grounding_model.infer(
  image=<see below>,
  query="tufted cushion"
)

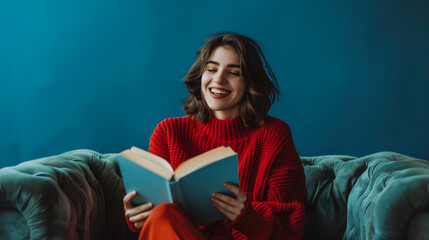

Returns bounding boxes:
[0,150,138,240]
[302,152,429,240]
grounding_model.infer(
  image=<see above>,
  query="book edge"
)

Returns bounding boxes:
[120,150,174,180]
[174,146,236,179]
[131,146,174,173]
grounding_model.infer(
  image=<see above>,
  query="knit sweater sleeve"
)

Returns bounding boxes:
[229,126,306,239]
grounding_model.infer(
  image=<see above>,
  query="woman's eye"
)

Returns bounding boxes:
[230,72,240,76]
[207,69,217,73]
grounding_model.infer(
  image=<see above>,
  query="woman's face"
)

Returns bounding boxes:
[201,46,246,120]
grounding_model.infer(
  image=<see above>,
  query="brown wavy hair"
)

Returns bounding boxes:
[183,32,279,128]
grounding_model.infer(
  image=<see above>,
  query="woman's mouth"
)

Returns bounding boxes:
[209,87,231,98]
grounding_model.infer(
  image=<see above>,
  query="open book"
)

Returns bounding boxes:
[118,146,239,225]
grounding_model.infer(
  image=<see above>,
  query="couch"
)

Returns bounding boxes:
[0,150,428,239]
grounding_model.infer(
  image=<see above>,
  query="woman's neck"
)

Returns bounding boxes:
[212,110,239,121]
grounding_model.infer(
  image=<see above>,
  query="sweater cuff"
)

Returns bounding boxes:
[227,200,274,239]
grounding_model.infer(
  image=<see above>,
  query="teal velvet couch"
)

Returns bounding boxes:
[0,150,428,239]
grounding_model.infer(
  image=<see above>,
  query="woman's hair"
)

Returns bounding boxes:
[183,32,280,128]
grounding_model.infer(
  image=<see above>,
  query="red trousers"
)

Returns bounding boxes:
[138,203,230,240]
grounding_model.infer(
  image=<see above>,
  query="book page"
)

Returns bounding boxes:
[120,149,173,180]
[174,146,236,179]
[131,146,174,173]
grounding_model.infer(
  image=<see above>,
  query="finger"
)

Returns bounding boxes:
[136,202,153,212]
[211,196,242,216]
[134,221,145,229]
[125,202,153,218]
[212,192,243,208]
[222,182,240,192]
[129,209,152,223]
[123,191,137,209]
[212,200,237,221]
[223,183,247,202]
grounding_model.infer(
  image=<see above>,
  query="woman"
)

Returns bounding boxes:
[123,33,306,239]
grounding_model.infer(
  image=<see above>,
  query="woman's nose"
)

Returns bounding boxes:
[213,71,226,84]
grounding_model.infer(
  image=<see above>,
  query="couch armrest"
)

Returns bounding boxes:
[302,152,429,240]
[346,153,429,240]
[0,150,138,240]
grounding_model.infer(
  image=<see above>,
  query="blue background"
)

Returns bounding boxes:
[1,0,428,168]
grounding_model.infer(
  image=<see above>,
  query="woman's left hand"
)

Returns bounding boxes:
[211,182,248,222]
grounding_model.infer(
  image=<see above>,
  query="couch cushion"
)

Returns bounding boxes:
[301,152,429,240]
[0,149,138,240]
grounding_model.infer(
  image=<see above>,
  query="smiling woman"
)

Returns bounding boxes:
[122,32,305,240]
[183,33,279,128]
[201,46,246,120]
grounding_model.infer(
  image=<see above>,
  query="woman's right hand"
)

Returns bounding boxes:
[123,191,154,229]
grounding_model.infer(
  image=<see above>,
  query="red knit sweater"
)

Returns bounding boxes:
[128,115,306,239]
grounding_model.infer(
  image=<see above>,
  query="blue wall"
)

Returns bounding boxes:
[1,0,428,168]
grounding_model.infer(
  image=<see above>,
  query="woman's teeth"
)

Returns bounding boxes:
[210,88,230,95]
